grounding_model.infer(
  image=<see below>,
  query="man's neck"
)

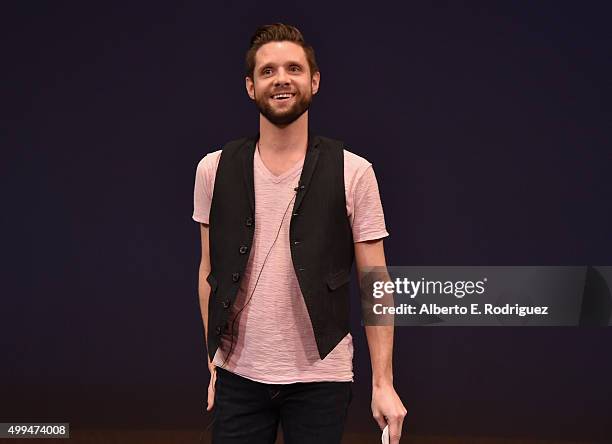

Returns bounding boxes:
[258,111,309,158]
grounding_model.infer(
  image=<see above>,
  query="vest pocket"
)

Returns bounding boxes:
[206,273,218,293]
[326,269,351,290]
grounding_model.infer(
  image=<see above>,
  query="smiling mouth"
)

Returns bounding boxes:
[271,93,296,101]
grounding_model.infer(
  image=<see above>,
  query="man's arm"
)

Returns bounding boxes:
[355,238,407,444]
[198,222,218,411]
[198,223,214,370]
[355,239,394,386]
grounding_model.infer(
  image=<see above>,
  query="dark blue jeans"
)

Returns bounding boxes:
[211,367,353,443]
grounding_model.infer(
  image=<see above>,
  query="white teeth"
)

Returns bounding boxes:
[273,93,293,99]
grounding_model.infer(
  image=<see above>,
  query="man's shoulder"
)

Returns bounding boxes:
[197,134,255,172]
[205,136,256,163]
[197,149,223,174]
[343,147,372,175]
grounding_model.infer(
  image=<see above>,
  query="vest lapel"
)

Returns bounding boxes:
[293,134,321,213]
[241,135,257,214]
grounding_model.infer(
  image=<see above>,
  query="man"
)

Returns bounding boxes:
[192,23,406,444]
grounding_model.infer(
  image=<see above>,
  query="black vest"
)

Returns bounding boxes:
[206,133,354,362]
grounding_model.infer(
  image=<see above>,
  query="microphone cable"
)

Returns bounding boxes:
[217,182,300,369]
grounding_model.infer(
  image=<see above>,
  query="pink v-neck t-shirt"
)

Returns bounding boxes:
[192,145,389,383]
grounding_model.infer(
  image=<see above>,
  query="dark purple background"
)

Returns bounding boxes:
[2,1,611,442]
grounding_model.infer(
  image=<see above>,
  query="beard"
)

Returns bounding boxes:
[254,89,312,126]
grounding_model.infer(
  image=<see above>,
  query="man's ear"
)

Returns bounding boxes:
[245,76,255,100]
[311,71,321,95]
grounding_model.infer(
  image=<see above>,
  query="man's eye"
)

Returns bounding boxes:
[262,68,272,75]
[290,66,301,72]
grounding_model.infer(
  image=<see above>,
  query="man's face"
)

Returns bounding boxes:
[246,41,320,127]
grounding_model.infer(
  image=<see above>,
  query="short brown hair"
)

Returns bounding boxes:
[245,23,319,79]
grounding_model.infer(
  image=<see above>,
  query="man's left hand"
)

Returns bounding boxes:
[371,382,407,443]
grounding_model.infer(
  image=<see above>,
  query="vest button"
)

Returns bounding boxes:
[245,217,254,227]
[215,326,222,335]
[222,300,231,309]
[292,212,299,217]
[293,240,301,246]
[232,272,240,282]
[239,245,248,254]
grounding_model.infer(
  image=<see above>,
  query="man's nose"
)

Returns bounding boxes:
[274,68,290,86]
